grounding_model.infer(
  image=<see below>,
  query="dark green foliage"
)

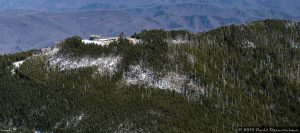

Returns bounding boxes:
[59,36,114,58]
[0,20,300,132]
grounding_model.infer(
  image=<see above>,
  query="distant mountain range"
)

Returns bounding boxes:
[0,0,300,53]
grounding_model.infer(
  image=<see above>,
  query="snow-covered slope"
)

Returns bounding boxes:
[124,65,204,94]
[9,46,204,95]
[49,55,121,74]
[42,45,121,74]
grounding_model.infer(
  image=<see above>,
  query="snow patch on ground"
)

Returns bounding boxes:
[34,130,52,133]
[114,119,144,133]
[242,40,255,48]
[169,39,191,44]
[54,113,85,129]
[42,47,59,56]
[11,60,26,75]
[124,65,155,86]
[68,113,85,128]
[124,65,203,94]
[13,60,25,68]
[82,39,110,46]
[49,55,121,74]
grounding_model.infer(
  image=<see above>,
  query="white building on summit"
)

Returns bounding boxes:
[82,35,140,46]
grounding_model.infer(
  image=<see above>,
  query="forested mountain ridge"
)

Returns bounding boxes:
[0,19,300,132]
[1,0,300,53]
